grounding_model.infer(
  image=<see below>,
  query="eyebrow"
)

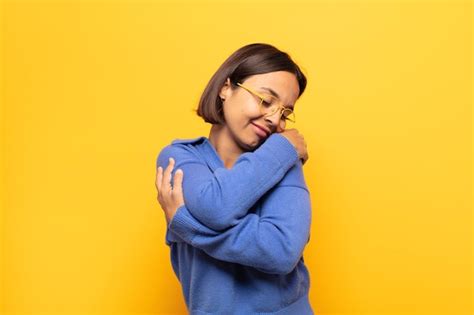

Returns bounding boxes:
[259,87,294,109]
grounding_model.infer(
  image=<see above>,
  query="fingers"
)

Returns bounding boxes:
[156,166,163,192]
[155,157,173,196]
[173,168,184,194]
[159,157,184,192]
[162,157,175,192]
[156,157,184,215]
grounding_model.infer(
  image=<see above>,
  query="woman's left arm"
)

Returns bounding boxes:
[164,162,312,275]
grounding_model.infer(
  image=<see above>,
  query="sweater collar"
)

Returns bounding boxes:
[200,137,226,171]
[172,136,234,171]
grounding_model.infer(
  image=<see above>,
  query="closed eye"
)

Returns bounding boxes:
[261,95,276,106]
[262,99,272,106]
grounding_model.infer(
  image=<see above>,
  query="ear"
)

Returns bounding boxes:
[219,77,232,100]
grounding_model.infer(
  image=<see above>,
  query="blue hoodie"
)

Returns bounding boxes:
[156,132,313,314]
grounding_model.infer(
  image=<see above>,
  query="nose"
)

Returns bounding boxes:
[264,111,286,132]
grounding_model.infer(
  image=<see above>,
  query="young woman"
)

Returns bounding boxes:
[155,43,313,314]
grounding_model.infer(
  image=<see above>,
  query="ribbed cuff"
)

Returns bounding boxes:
[168,204,201,244]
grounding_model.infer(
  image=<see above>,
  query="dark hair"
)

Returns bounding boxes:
[195,43,307,125]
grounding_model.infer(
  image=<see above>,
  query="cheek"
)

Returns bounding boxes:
[242,102,261,117]
[224,98,260,125]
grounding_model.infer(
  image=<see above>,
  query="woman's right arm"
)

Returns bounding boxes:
[156,133,299,231]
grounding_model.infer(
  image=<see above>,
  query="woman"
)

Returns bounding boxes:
[155,43,313,314]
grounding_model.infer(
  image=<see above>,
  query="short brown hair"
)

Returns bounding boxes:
[195,43,307,125]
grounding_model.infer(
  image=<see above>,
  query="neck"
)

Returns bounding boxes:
[208,124,244,169]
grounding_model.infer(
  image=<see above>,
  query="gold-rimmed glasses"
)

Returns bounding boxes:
[236,82,296,123]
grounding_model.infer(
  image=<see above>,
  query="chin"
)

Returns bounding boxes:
[237,127,265,152]
[248,136,266,151]
[237,136,259,152]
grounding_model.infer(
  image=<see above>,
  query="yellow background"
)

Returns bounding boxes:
[1,0,472,314]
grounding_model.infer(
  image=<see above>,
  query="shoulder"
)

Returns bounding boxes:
[156,136,207,168]
[171,136,207,146]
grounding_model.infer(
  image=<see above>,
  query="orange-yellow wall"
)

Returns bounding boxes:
[1,0,472,314]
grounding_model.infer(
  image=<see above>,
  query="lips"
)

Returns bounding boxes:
[251,122,271,138]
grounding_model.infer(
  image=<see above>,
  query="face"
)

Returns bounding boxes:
[219,71,300,151]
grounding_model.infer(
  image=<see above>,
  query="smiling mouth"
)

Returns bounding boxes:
[251,123,269,138]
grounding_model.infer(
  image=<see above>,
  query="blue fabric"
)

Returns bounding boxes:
[156,133,314,314]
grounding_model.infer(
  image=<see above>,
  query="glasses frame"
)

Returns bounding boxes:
[236,82,296,123]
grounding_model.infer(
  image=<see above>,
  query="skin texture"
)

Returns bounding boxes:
[156,157,184,225]
[210,71,300,169]
[155,71,308,224]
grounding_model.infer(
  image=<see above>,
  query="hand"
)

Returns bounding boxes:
[278,128,309,165]
[155,157,185,225]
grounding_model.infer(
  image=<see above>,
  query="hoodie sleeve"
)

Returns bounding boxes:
[156,133,299,231]
[167,161,312,275]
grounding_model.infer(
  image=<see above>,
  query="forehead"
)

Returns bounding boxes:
[242,71,300,104]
